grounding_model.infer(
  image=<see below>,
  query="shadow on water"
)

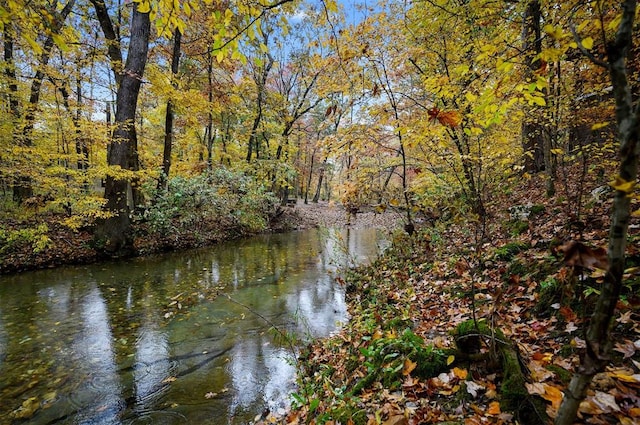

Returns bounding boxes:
[0,227,388,424]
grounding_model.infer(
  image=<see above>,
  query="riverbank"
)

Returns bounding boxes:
[287,200,403,230]
[0,200,401,274]
[259,176,640,425]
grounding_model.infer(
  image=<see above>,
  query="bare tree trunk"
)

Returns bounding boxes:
[158,29,182,191]
[4,24,19,119]
[305,148,315,204]
[312,158,326,203]
[556,2,638,423]
[206,51,214,170]
[521,0,545,174]
[75,64,89,173]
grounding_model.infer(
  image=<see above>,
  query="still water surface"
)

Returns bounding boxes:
[0,227,387,424]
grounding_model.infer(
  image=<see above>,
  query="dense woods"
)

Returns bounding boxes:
[1,0,639,424]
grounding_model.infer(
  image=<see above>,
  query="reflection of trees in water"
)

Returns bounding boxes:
[228,335,295,418]
[0,228,384,424]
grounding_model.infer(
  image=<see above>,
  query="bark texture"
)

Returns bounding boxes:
[93,4,151,256]
[555,1,638,423]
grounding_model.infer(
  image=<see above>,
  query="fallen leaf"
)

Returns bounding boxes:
[540,384,564,409]
[382,415,407,425]
[565,322,578,333]
[614,340,636,359]
[402,358,417,376]
[452,367,467,379]
[527,382,563,409]
[487,400,501,415]
[608,370,640,384]
[466,381,484,398]
[589,391,620,413]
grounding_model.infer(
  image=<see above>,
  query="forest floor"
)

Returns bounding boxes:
[287,200,403,230]
[258,172,640,425]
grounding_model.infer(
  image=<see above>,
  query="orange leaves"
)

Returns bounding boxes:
[402,358,417,376]
[526,382,563,411]
[452,367,468,380]
[428,107,462,128]
[486,401,501,415]
[325,104,337,118]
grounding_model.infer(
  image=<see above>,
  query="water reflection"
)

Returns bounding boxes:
[73,285,124,424]
[0,227,387,424]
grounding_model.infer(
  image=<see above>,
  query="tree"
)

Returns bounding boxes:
[245,26,275,163]
[91,0,151,255]
[158,28,182,191]
[556,1,638,422]
[521,0,546,176]
[13,0,76,203]
[270,13,327,203]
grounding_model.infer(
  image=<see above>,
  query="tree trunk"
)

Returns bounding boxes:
[246,37,274,163]
[3,23,20,198]
[75,63,89,174]
[206,51,214,170]
[4,24,19,119]
[94,5,151,256]
[312,158,326,203]
[556,1,638,423]
[158,29,182,191]
[521,0,545,174]
[305,148,315,204]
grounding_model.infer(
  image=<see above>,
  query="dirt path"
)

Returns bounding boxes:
[288,201,403,230]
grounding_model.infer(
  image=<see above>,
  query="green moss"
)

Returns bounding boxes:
[535,277,564,317]
[494,241,530,261]
[348,329,449,396]
[529,204,545,216]
[505,260,529,278]
[333,405,367,425]
[558,343,577,358]
[452,320,548,425]
[500,349,528,410]
[507,219,529,236]
[546,364,572,384]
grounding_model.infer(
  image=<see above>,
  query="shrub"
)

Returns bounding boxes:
[0,223,52,254]
[137,169,278,240]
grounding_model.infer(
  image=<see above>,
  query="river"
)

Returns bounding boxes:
[0,227,388,424]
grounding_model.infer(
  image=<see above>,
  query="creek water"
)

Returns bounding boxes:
[0,227,388,425]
